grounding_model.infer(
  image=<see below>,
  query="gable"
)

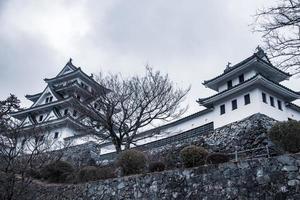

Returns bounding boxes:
[32,86,59,107]
[21,116,33,127]
[44,110,58,121]
[57,59,78,77]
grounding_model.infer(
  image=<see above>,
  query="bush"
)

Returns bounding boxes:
[180,145,208,168]
[117,149,147,175]
[163,149,181,169]
[268,120,300,153]
[26,168,42,179]
[40,160,74,183]
[149,161,165,172]
[206,153,230,165]
[77,166,115,183]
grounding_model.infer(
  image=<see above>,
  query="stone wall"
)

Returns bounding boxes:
[55,113,278,166]
[29,154,300,199]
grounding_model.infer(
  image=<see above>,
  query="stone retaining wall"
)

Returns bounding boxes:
[30,154,300,199]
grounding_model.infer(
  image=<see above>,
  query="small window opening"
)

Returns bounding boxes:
[227,80,233,89]
[262,93,267,103]
[277,100,282,110]
[220,104,226,115]
[244,94,251,105]
[270,96,275,107]
[232,99,237,110]
[239,74,244,83]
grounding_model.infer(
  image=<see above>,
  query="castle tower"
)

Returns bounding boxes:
[197,48,300,128]
[10,59,109,149]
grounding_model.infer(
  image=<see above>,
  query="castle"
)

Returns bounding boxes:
[10,48,300,154]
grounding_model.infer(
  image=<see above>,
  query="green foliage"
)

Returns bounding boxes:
[77,166,115,183]
[180,145,208,168]
[40,160,74,183]
[117,149,147,175]
[148,161,165,172]
[206,153,230,165]
[268,120,300,153]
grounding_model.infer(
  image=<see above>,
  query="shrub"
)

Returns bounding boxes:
[268,120,300,153]
[180,145,208,168]
[40,160,74,183]
[117,149,147,175]
[77,166,115,183]
[149,161,165,172]
[163,149,181,169]
[206,153,230,165]
[26,168,42,179]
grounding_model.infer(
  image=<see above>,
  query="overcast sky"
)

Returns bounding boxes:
[1,0,300,116]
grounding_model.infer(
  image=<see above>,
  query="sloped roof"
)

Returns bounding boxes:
[203,51,291,86]
[198,74,300,107]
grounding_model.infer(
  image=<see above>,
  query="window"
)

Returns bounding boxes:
[77,95,81,100]
[277,100,282,110]
[270,96,274,107]
[220,104,226,115]
[244,94,251,105]
[21,139,26,146]
[232,99,237,110]
[39,135,44,142]
[239,74,244,83]
[54,132,59,139]
[227,80,233,89]
[49,96,53,102]
[73,110,77,117]
[39,115,43,122]
[262,93,267,103]
[45,97,49,103]
[64,109,68,115]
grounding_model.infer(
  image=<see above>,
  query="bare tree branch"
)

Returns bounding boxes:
[78,66,190,153]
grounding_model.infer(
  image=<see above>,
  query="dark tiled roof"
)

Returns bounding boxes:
[198,74,300,105]
[203,53,291,85]
[286,102,300,112]
[25,92,43,100]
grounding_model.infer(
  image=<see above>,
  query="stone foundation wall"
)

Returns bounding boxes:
[55,113,277,166]
[29,154,300,200]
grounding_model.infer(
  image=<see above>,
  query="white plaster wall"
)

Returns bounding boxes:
[257,88,289,121]
[70,134,101,146]
[286,107,300,120]
[33,87,58,107]
[213,88,261,128]
[218,70,256,92]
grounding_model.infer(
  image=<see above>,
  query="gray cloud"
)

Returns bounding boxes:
[1,0,298,114]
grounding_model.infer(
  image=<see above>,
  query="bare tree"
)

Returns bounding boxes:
[0,95,63,200]
[253,0,300,74]
[81,66,190,153]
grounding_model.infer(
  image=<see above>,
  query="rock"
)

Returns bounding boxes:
[281,166,298,172]
[117,182,125,190]
[288,180,300,186]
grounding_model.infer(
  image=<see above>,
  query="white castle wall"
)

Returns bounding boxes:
[218,70,256,92]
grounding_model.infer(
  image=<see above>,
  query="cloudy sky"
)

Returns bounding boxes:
[1,0,300,115]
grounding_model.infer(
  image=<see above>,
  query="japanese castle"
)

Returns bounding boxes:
[10,48,300,153]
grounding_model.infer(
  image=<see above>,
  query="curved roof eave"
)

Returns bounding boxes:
[203,54,291,88]
[198,74,299,106]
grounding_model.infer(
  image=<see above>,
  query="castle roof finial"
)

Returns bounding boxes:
[224,62,232,72]
[256,45,263,53]
[68,58,73,64]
